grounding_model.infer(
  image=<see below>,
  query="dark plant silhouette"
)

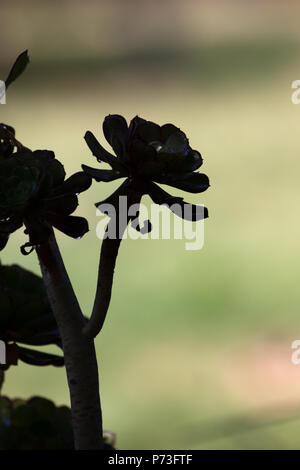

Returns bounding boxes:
[0,396,74,450]
[82,115,210,337]
[0,394,115,450]
[0,140,91,255]
[0,51,210,450]
[83,115,209,220]
[0,264,64,368]
[0,51,104,450]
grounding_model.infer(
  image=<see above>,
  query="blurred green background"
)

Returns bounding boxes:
[1,0,300,449]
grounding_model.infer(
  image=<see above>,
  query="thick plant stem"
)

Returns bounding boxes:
[36,233,104,450]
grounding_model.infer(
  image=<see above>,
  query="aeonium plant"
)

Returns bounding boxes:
[0,133,91,254]
[82,114,209,337]
[0,51,210,450]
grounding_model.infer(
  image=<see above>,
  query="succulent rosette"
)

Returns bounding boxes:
[0,127,92,254]
[82,114,210,226]
[0,396,114,450]
[81,115,210,338]
[0,396,73,449]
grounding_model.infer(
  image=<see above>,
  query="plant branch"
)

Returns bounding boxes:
[83,207,129,339]
[83,190,141,339]
[36,232,104,450]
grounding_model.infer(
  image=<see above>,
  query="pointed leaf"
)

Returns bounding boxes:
[45,214,89,239]
[81,164,123,182]
[155,172,210,193]
[84,131,125,171]
[128,116,146,139]
[95,179,131,210]
[42,194,78,216]
[5,50,30,89]
[148,181,208,221]
[147,181,183,205]
[18,347,64,367]
[50,171,92,197]
[103,114,128,157]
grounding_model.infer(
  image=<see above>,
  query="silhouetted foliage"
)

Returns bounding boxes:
[0,263,63,368]
[0,396,73,449]
[83,114,209,227]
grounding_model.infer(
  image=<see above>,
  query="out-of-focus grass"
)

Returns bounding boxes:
[1,32,300,448]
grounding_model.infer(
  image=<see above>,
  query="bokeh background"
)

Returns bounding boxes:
[1,0,300,449]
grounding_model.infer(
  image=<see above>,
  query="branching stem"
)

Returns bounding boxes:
[36,232,104,450]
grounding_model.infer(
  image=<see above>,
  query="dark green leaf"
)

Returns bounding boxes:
[84,131,125,171]
[52,171,92,195]
[47,159,66,187]
[95,179,131,210]
[42,194,78,215]
[18,347,64,367]
[147,181,182,205]
[5,50,30,89]
[81,164,123,182]
[103,114,128,147]
[137,121,161,143]
[45,213,89,239]
[0,264,61,348]
[148,181,208,221]
[155,172,210,193]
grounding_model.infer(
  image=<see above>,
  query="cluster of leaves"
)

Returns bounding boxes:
[0,263,63,368]
[0,51,92,254]
[0,396,115,450]
[0,130,92,254]
[83,114,209,227]
[0,396,74,450]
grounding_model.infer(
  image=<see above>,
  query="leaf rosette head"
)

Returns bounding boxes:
[83,115,210,226]
[0,396,74,449]
[0,131,92,254]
